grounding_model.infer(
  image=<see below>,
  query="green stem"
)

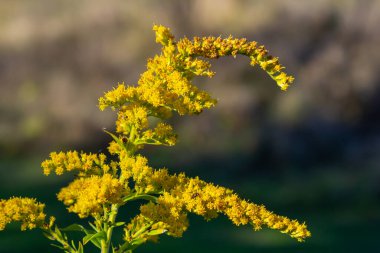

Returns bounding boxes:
[129,125,136,142]
[101,241,108,253]
[101,204,119,253]
[107,205,119,250]
[131,221,153,238]
[122,192,158,203]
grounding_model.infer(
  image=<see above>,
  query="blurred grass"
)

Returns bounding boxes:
[1,156,379,253]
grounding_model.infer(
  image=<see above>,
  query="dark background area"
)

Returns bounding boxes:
[1,1,379,252]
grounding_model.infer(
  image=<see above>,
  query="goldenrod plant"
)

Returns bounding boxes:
[0,25,310,253]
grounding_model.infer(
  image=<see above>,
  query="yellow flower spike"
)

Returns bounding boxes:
[100,24,293,126]
[41,151,111,176]
[134,166,311,242]
[0,197,49,231]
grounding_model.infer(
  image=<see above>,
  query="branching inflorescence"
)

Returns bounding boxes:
[0,25,310,253]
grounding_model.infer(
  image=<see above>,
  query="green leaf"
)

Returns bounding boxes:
[88,222,99,232]
[78,242,84,253]
[134,139,161,145]
[113,221,126,227]
[50,243,65,250]
[61,224,87,232]
[131,237,147,246]
[89,237,102,249]
[71,240,77,250]
[123,193,158,203]
[61,223,96,244]
[83,231,107,245]
[145,138,159,144]
[104,129,126,149]
[147,228,167,236]
[137,194,158,202]
[54,226,62,237]
[43,232,55,241]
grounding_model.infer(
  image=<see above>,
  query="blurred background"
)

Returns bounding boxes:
[1,0,379,252]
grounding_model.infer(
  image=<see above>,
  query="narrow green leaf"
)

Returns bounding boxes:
[83,231,107,245]
[54,226,62,237]
[50,243,64,250]
[113,221,126,227]
[123,194,157,203]
[147,228,167,236]
[71,240,77,250]
[134,139,162,145]
[43,232,55,240]
[89,236,102,249]
[146,138,159,144]
[131,237,147,246]
[137,194,158,202]
[61,224,86,232]
[131,221,137,235]
[104,129,126,149]
[78,242,84,253]
[88,222,99,232]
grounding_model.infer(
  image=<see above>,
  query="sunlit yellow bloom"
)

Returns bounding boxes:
[0,197,51,231]
[141,122,177,146]
[57,174,125,218]
[116,105,149,134]
[41,151,110,176]
[139,199,189,237]
[98,25,294,154]
[162,175,309,241]
[99,25,293,117]
[117,153,310,241]
[99,83,137,111]
[153,24,175,46]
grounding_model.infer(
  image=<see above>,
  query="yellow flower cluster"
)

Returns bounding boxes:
[97,24,294,152]
[119,155,182,193]
[116,105,149,135]
[116,154,310,241]
[139,199,189,237]
[0,197,51,231]
[135,55,217,115]
[41,151,117,176]
[178,178,310,241]
[115,105,177,147]
[119,155,154,193]
[139,123,177,146]
[57,174,124,218]
[176,31,294,90]
[139,172,310,242]
[108,140,123,155]
[154,24,175,46]
[98,83,137,111]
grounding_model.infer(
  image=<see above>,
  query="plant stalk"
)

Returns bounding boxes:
[101,204,119,253]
